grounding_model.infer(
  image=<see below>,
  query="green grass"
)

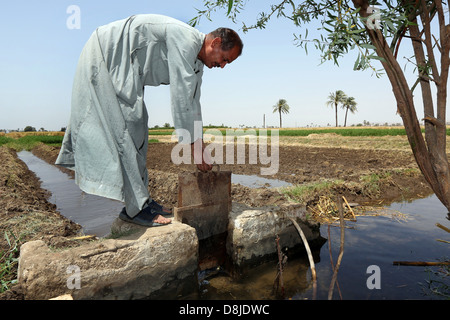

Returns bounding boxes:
[281,179,345,204]
[272,127,447,137]
[276,128,410,136]
[150,127,450,137]
[0,134,160,151]
[0,231,19,293]
[147,129,175,135]
[2,126,448,150]
[0,136,14,145]
[281,172,398,204]
[0,135,64,150]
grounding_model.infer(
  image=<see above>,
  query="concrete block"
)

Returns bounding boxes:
[18,219,198,300]
[227,203,321,268]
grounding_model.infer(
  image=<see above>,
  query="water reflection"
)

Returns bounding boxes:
[231,174,291,188]
[300,195,449,300]
[200,195,449,300]
[17,151,122,237]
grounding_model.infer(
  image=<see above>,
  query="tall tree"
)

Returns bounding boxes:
[326,90,347,127]
[190,1,450,214]
[273,99,290,128]
[342,96,358,127]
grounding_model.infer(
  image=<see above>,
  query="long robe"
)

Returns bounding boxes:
[56,14,205,217]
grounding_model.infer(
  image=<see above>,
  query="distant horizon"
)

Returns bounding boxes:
[3,122,437,134]
[0,115,407,132]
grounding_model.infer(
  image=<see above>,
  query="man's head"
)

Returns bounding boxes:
[198,28,243,69]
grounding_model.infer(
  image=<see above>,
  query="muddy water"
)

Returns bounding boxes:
[231,174,291,188]
[304,195,449,300]
[18,151,449,299]
[200,194,449,300]
[17,151,123,237]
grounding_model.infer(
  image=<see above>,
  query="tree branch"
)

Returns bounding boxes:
[420,0,441,84]
[352,0,446,206]
[423,115,445,128]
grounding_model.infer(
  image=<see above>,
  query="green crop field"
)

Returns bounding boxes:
[2,126,449,151]
[149,126,449,137]
[0,133,64,150]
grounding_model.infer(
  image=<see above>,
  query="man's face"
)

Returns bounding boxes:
[202,37,240,69]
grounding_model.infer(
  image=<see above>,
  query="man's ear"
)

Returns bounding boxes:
[211,37,222,48]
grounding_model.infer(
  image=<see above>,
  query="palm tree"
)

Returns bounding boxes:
[326,90,346,127]
[272,99,290,128]
[342,96,358,127]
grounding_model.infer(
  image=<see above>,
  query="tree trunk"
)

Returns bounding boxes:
[279,110,282,128]
[335,103,338,127]
[352,0,450,212]
[344,108,349,127]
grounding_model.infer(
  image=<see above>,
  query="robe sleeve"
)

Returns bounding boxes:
[165,24,204,144]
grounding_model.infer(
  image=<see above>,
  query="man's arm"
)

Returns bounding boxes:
[166,24,205,144]
[191,138,213,172]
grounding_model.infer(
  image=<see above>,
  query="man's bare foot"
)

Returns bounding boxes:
[119,207,172,227]
[153,215,171,225]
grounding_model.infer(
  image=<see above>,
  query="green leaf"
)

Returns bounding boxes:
[227,0,234,16]
[368,55,386,62]
[354,53,361,70]
[359,43,376,50]
[4,231,10,247]
[348,28,366,34]
[385,19,395,31]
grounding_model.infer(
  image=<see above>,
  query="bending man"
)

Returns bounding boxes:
[56,14,243,227]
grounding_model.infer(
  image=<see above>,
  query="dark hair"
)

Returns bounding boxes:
[210,28,243,56]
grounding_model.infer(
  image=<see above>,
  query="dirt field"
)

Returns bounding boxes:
[0,134,435,299]
[30,135,433,208]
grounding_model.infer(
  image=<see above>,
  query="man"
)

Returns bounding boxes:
[56,14,243,227]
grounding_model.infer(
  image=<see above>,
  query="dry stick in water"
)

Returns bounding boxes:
[435,223,450,233]
[342,196,357,221]
[273,235,285,298]
[327,225,342,299]
[435,223,450,244]
[328,197,345,300]
[288,216,317,298]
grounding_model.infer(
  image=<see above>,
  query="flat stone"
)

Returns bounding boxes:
[227,202,321,268]
[18,219,198,300]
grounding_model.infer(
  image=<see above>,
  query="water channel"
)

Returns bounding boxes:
[17,151,449,300]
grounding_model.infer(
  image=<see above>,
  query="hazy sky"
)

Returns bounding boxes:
[0,0,437,131]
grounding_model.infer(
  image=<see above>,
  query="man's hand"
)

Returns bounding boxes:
[191,139,213,172]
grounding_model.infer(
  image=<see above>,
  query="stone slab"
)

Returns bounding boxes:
[227,202,321,268]
[18,219,198,300]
